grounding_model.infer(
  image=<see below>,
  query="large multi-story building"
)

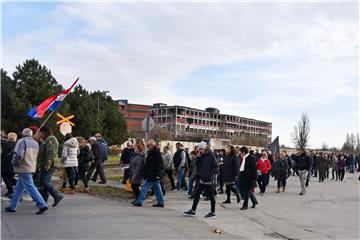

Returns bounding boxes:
[118,100,151,136]
[149,104,272,143]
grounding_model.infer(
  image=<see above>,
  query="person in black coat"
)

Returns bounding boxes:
[87,137,106,184]
[1,133,17,196]
[76,137,94,192]
[222,145,240,204]
[132,139,165,207]
[184,141,218,219]
[238,146,258,210]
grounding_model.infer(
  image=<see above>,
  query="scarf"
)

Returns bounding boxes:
[239,153,249,172]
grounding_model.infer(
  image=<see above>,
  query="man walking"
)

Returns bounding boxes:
[37,126,63,207]
[294,149,311,195]
[90,133,109,182]
[173,142,188,191]
[162,146,175,191]
[184,141,218,218]
[87,137,107,184]
[132,139,165,207]
[5,128,48,214]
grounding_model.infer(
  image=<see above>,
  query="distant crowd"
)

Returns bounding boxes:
[1,128,360,217]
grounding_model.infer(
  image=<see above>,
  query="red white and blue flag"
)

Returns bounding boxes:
[28,78,79,119]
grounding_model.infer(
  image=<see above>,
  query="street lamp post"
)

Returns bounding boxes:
[97,90,110,130]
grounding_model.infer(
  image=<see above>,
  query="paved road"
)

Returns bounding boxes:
[1,173,359,239]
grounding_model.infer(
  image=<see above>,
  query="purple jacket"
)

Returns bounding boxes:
[337,159,346,170]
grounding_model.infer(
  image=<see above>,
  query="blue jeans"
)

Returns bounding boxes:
[39,167,59,202]
[9,173,47,210]
[176,168,188,191]
[65,167,76,189]
[136,180,164,205]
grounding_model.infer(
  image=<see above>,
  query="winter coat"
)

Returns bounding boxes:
[61,137,79,168]
[256,158,272,174]
[12,137,39,174]
[222,154,238,183]
[120,147,134,165]
[273,158,288,180]
[1,140,16,173]
[91,141,102,162]
[317,156,327,178]
[195,152,218,183]
[130,152,145,184]
[97,138,109,161]
[331,157,338,170]
[238,154,257,191]
[37,135,59,169]
[78,144,94,172]
[338,159,346,170]
[162,151,173,170]
[144,147,164,181]
[294,153,311,171]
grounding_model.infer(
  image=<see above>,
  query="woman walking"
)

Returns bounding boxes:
[1,132,17,197]
[130,139,145,202]
[318,152,327,182]
[273,151,288,193]
[61,133,79,194]
[331,155,339,180]
[75,137,94,192]
[338,155,346,181]
[256,151,271,195]
[222,145,240,204]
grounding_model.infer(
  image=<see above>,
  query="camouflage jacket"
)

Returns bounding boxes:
[37,135,59,169]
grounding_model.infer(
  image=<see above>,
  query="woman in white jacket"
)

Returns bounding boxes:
[61,133,79,194]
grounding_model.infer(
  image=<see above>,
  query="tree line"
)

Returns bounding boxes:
[1,59,127,145]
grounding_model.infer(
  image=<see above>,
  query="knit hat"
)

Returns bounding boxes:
[197,141,207,149]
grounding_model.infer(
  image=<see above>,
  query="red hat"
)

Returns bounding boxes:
[29,126,39,133]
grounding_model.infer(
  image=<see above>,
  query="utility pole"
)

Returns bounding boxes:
[97,90,110,131]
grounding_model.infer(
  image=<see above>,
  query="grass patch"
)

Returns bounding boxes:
[87,185,133,201]
[107,175,122,181]
[105,155,120,165]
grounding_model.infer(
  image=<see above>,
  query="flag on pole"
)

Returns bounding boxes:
[268,136,280,156]
[27,78,79,119]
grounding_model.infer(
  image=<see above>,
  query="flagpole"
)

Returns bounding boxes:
[38,110,56,131]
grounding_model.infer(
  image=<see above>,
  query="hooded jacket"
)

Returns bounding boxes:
[61,137,79,167]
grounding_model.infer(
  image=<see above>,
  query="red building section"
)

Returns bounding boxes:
[118,100,151,135]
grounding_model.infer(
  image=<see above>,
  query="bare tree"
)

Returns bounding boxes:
[292,112,311,150]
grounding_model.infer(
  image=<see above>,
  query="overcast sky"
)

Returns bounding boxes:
[2,1,359,148]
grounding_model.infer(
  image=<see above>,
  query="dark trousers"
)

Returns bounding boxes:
[131,183,141,200]
[257,175,267,193]
[2,173,15,194]
[191,178,200,198]
[165,170,175,189]
[87,160,106,183]
[241,190,257,208]
[225,183,239,202]
[39,167,60,202]
[75,170,89,188]
[192,183,215,213]
[122,168,130,184]
[217,168,224,191]
[338,169,345,181]
[277,178,286,189]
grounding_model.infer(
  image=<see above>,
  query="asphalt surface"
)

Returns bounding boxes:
[1,173,359,240]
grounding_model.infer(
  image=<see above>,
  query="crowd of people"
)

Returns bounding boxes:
[1,127,109,214]
[2,128,360,217]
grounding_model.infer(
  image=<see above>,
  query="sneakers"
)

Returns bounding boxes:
[52,195,64,207]
[204,212,216,219]
[36,206,48,215]
[5,207,16,213]
[152,203,164,208]
[184,209,196,216]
